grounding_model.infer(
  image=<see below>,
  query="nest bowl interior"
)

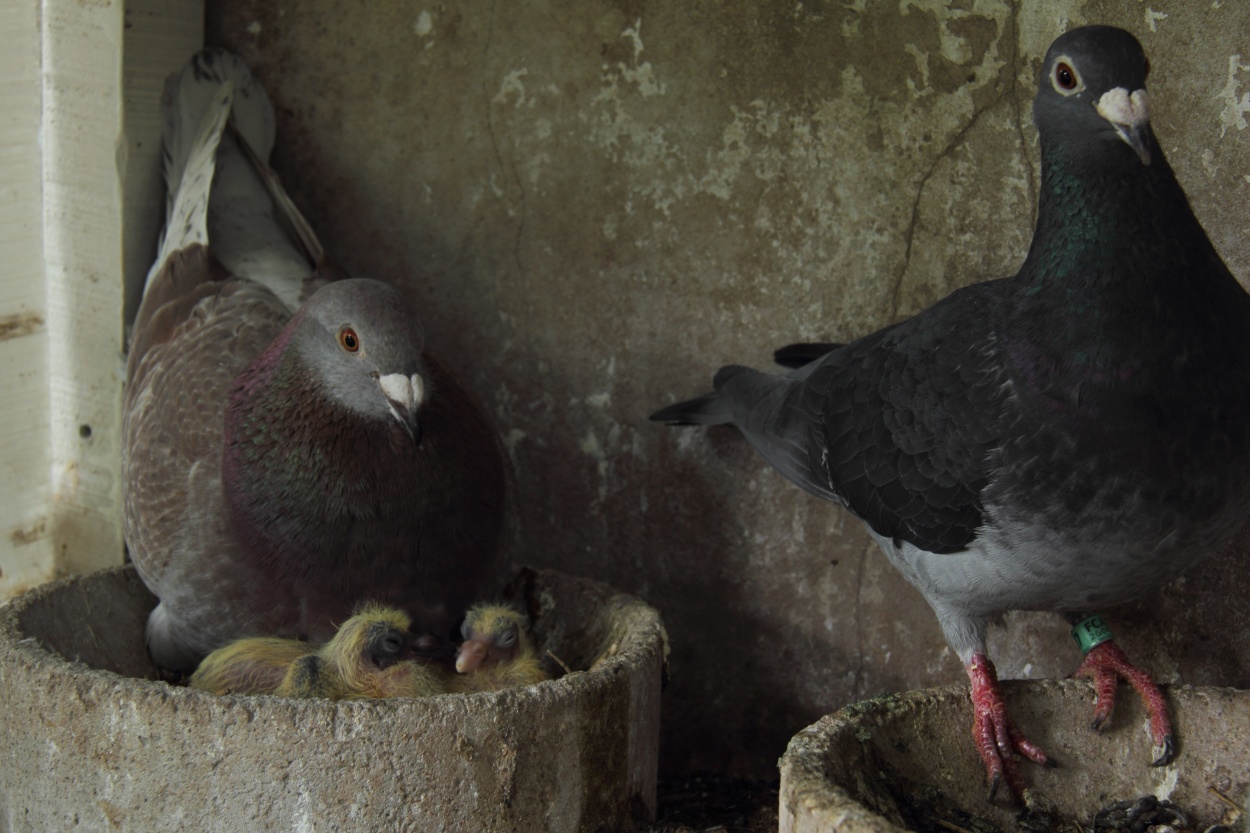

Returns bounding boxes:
[780,680,1250,833]
[0,564,667,833]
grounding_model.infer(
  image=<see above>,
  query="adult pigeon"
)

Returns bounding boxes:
[124,50,508,672]
[651,26,1250,800]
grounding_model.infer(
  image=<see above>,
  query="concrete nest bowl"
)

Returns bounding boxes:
[780,680,1250,833]
[0,565,667,833]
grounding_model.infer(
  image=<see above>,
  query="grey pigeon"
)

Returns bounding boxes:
[652,25,1250,800]
[125,50,507,672]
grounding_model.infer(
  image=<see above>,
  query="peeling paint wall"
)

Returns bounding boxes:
[207,1,1250,777]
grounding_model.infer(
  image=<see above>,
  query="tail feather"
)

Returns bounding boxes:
[147,77,233,295]
[162,49,274,199]
[651,364,833,501]
[649,391,733,426]
[650,365,775,426]
[154,49,321,312]
[773,342,842,369]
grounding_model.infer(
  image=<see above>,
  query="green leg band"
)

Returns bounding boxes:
[1071,614,1114,655]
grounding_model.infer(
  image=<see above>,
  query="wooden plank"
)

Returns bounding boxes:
[40,0,130,582]
[0,1,53,597]
[0,0,201,599]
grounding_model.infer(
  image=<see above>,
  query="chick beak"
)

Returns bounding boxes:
[411,633,457,663]
[1095,87,1152,166]
[377,372,425,444]
[456,638,491,674]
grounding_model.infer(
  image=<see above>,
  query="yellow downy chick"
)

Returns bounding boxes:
[277,603,443,701]
[189,636,310,695]
[447,604,548,694]
[274,653,335,699]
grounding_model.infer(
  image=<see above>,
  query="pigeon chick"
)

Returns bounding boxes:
[276,603,443,700]
[188,604,448,697]
[651,25,1250,801]
[447,604,548,693]
[188,635,310,695]
[124,49,507,672]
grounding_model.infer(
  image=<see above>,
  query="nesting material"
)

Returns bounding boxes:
[779,680,1250,833]
[0,565,667,832]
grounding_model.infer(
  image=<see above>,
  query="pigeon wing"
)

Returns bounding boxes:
[726,282,1008,554]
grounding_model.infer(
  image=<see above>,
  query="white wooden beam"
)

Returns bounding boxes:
[0,0,201,599]
[41,0,131,582]
[0,1,49,597]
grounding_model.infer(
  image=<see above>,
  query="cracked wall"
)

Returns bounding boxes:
[207,1,1250,778]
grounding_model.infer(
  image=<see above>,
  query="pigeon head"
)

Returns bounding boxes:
[1034,26,1154,167]
[364,621,413,670]
[330,604,418,675]
[456,605,527,673]
[290,278,428,443]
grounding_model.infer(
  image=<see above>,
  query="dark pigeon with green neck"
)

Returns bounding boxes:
[652,25,1250,801]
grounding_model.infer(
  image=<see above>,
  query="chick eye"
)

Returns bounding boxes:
[339,327,360,353]
[496,628,517,649]
[381,632,404,655]
[1053,61,1078,92]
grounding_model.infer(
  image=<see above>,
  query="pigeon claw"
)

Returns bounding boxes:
[967,652,1050,804]
[1151,735,1175,768]
[1072,640,1174,766]
[1013,732,1054,768]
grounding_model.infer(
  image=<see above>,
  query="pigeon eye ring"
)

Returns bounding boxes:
[1051,58,1084,95]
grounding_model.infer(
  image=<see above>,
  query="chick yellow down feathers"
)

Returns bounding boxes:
[277,603,442,700]
[190,603,441,700]
[189,636,310,695]
[448,604,549,694]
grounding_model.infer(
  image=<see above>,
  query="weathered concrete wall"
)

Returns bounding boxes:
[203,1,1250,778]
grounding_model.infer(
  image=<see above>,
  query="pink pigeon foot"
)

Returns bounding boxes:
[965,652,1052,801]
[1071,640,1174,766]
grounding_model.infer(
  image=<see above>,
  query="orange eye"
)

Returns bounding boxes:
[1054,61,1077,91]
[339,327,360,352]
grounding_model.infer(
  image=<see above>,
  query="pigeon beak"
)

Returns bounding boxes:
[377,372,425,444]
[455,639,490,674]
[1094,87,1151,166]
[411,633,458,663]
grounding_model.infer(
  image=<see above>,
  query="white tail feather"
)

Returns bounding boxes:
[146,81,233,293]
[148,49,319,311]
[162,50,274,199]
